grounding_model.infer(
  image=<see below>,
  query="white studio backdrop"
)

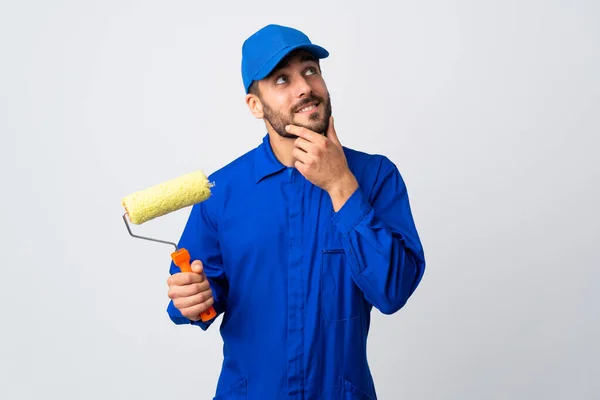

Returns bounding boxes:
[1,1,598,399]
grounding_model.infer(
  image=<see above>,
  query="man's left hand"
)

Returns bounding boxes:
[286,116,359,211]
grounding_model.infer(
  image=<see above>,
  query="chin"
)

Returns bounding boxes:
[294,116,327,133]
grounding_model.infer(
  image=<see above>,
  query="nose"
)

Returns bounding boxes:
[293,75,312,98]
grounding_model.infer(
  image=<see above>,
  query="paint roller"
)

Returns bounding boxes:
[121,170,217,322]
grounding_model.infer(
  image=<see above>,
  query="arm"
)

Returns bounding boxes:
[167,199,228,330]
[286,117,425,314]
[330,157,426,315]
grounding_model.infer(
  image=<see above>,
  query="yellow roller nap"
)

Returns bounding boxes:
[122,170,212,225]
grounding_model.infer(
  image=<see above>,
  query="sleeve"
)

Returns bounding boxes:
[332,157,426,315]
[166,198,228,330]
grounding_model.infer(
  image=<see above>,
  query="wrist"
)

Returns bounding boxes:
[327,172,359,212]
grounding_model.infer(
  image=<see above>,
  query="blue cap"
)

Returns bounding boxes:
[241,24,329,94]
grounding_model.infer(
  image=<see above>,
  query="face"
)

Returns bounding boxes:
[248,51,332,139]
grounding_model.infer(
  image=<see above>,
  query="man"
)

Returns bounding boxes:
[166,24,426,399]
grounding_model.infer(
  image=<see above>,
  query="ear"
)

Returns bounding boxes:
[245,94,264,119]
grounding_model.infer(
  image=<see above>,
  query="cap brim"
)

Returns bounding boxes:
[252,43,329,82]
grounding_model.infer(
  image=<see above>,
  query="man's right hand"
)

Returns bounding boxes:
[167,260,214,321]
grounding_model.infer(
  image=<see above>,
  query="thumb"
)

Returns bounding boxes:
[191,260,204,275]
[326,116,340,145]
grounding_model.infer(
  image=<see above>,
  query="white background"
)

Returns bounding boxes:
[1,1,599,399]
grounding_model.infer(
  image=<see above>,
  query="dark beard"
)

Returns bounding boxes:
[262,92,332,139]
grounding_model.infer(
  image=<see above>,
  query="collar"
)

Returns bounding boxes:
[254,133,287,183]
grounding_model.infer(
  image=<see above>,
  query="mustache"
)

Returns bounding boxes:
[292,96,323,112]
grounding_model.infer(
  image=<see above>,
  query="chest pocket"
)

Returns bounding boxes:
[320,247,363,322]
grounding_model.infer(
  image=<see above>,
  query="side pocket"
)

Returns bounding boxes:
[321,249,362,322]
[343,378,376,400]
[212,378,247,400]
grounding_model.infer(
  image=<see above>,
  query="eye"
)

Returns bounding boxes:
[305,67,317,76]
[275,75,288,85]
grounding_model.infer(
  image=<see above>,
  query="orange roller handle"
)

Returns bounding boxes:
[171,248,217,322]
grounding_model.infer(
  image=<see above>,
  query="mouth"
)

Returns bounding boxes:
[294,101,320,114]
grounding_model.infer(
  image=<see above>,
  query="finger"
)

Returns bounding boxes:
[168,272,210,298]
[167,271,203,287]
[294,160,308,175]
[293,137,315,153]
[181,297,215,321]
[168,279,210,299]
[296,135,327,160]
[292,146,311,164]
[326,116,340,145]
[191,260,204,275]
[285,124,319,142]
[173,288,213,309]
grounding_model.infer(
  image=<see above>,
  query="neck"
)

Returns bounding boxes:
[267,130,297,167]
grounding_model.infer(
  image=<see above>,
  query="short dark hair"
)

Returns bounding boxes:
[248,80,260,97]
